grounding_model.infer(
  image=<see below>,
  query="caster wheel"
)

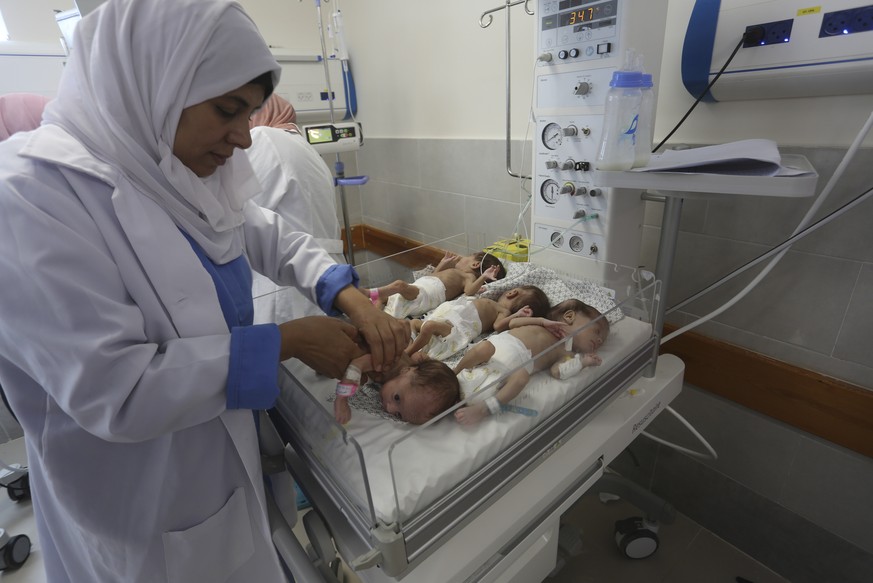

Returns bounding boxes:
[614,516,659,559]
[7,475,30,502]
[0,534,31,570]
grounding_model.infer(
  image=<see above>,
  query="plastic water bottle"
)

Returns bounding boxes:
[595,70,643,171]
[633,73,655,168]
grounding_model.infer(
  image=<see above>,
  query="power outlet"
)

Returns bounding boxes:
[820,4,873,37]
[743,18,794,47]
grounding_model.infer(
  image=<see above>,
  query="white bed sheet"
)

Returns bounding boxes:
[284,314,653,526]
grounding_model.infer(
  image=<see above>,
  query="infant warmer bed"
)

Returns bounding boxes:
[267,255,684,582]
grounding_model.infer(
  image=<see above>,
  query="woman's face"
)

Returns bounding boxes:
[173,83,266,177]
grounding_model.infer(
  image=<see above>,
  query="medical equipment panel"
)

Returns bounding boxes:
[302,121,363,154]
[532,0,669,281]
[683,0,873,101]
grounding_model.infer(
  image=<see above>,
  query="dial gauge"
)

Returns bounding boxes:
[542,122,563,150]
[569,235,584,252]
[550,232,564,248]
[540,179,560,204]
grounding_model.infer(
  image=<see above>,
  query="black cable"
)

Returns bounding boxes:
[652,34,749,153]
[665,184,873,315]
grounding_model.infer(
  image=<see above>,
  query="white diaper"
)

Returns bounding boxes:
[422,297,483,361]
[384,275,446,319]
[457,332,533,399]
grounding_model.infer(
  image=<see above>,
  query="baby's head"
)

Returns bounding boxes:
[470,251,507,281]
[498,285,550,317]
[379,359,460,424]
[548,299,609,354]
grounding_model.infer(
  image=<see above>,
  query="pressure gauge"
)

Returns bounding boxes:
[550,232,564,248]
[542,122,563,150]
[540,179,560,204]
[569,235,584,253]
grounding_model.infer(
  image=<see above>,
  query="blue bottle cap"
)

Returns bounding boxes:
[609,71,643,87]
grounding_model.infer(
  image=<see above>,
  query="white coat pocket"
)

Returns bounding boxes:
[162,487,254,583]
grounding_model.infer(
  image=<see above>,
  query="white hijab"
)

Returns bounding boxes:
[42,0,281,263]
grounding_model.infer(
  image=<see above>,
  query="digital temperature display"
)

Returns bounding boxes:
[557,0,617,28]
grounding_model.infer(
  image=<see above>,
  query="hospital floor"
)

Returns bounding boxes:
[0,436,789,583]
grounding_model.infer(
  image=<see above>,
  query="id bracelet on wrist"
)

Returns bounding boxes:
[336,382,358,397]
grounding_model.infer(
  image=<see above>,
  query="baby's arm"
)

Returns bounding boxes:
[508,316,571,339]
[493,305,532,332]
[549,351,602,380]
[434,251,460,273]
[334,354,374,424]
[464,264,500,296]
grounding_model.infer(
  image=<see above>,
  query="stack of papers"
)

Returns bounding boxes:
[631,139,812,177]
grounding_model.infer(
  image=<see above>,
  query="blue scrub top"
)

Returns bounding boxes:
[182,232,359,409]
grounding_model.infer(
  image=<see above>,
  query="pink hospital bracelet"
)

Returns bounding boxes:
[336,382,359,398]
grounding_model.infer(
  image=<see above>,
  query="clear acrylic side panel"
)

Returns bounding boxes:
[386,262,659,527]
[273,359,377,527]
[262,231,472,530]
[352,231,475,290]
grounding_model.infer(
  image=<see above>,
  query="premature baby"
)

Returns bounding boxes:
[334,352,460,425]
[405,285,550,361]
[362,251,508,319]
[452,299,609,425]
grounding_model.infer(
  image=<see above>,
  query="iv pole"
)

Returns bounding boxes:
[313,0,364,266]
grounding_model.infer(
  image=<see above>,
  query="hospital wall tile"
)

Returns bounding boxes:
[703,192,811,247]
[418,139,528,203]
[833,263,873,369]
[669,239,860,356]
[462,196,530,252]
[645,385,799,502]
[784,147,873,264]
[359,179,389,226]
[778,433,873,554]
[355,138,422,187]
[643,197,707,232]
[373,181,467,248]
[661,231,767,309]
[649,445,873,583]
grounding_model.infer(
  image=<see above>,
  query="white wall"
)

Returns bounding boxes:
[246,0,873,147]
[5,0,872,147]
[0,1,74,46]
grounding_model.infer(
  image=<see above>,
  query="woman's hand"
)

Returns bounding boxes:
[278,316,365,379]
[333,285,410,372]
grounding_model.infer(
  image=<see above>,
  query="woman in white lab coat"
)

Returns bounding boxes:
[0,0,407,581]
[247,94,344,323]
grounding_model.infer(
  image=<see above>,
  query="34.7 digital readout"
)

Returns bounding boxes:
[557,0,616,27]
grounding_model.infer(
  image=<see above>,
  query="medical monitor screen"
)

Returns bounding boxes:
[306,126,334,145]
[557,0,617,28]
